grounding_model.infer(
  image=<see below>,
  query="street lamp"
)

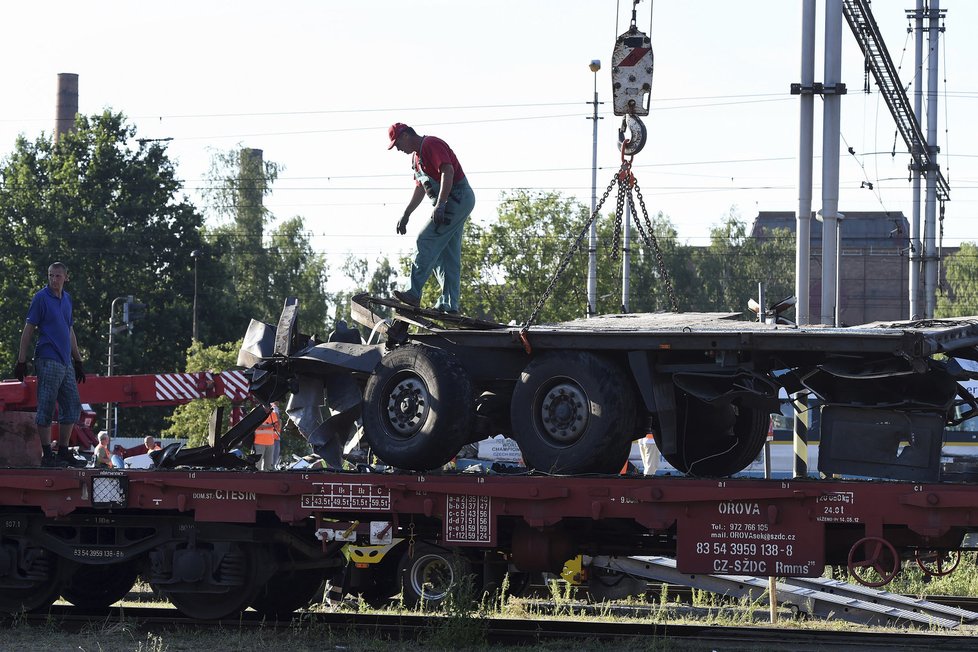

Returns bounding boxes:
[191,249,201,341]
[586,59,602,318]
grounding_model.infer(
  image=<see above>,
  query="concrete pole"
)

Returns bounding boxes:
[54,73,78,143]
[909,0,924,319]
[820,0,844,326]
[924,1,941,318]
[796,0,816,325]
[587,61,602,318]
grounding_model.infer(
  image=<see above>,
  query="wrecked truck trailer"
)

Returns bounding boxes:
[241,294,978,482]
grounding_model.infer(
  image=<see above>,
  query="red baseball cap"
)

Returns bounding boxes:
[387,123,409,149]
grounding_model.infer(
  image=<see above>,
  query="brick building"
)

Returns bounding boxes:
[749,211,931,325]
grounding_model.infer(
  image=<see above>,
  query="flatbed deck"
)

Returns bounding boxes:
[3,467,975,581]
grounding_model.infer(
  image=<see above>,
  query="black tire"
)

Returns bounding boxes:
[398,543,472,609]
[61,560,139,609]
[511,351,636,474]
[362,344,473,471]
[662,392,769,476]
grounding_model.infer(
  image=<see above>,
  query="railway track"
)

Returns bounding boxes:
[9,599,977,650]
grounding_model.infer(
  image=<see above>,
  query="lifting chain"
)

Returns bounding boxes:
[407,519,416,560]
[521,155,679,333]
[631,178,680,312]
[522,163,624,332]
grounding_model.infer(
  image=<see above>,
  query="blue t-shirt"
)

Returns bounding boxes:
[26,286,73,366]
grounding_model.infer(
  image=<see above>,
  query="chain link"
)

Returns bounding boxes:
[521,157,680,330]
[632,180,680,312]
[522,164,625,329]
[611,162,629,260]
[407,520,416,560]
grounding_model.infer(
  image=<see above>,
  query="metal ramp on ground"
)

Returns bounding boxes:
[585,555,978,628]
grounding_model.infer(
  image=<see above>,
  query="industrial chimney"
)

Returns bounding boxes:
[54,73,79,143]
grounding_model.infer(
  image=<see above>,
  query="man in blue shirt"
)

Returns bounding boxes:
[15,262,87,468]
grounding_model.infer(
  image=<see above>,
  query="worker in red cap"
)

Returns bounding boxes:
[387,123,475,314]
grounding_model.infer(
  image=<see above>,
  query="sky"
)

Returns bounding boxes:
[2,1,976,292]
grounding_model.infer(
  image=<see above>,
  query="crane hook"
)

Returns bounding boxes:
[618,114,647,157]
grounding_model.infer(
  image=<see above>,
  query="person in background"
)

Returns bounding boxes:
[253,402,281,471]
[93,431,113,468]
[388,123,475,314]
[144,435,161,452]
[15,261,87,468]
[111,444,126,470]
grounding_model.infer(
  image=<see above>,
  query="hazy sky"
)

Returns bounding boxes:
[2,1,974,289]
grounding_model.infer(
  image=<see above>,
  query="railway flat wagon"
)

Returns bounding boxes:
[3,467,978,619]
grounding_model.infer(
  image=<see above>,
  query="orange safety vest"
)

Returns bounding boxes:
[254,410,281,446]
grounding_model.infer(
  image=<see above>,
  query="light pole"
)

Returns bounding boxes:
[105,295,129,438]
[586,59,602,317]
[191,249,201,342]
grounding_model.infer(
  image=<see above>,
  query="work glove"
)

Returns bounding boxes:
[14,361,26,382]
[73,359,86,384]
[396,215,409,235]
[432,202,450,226]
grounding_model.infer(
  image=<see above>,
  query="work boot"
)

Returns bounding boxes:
[392,290,420,307]
[41,451,68,468]
[58,447,86,468]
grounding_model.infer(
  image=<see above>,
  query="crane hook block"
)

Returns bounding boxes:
[618,114,647,157]
[611,26,653,117]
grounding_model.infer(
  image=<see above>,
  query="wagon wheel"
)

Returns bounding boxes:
[510,351,636,474]
[362,344,473,471]
[250,567,327,617]
[847,537,900,587]
[0,547,67,614]
[914,549,961,577]
[162,543,266,620]
[398,543,472,609]
[61,560,139,608]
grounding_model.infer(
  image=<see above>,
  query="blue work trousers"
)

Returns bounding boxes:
[409,177,475,312]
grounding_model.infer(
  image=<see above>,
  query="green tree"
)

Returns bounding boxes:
[455,190,694,323]
[198,147,332,339]
[0,111,204,436]
[333,255,399,330]
[937,242,978,317]
[689,210,794,318]
[459,190,595,323]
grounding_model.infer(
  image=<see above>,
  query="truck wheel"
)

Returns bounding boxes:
[363,344,472,471]
[511,351,636,474]
[398,543,471,609]
[663,392,769,476]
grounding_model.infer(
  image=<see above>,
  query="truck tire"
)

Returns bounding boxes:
[511,351,636,474]
[362,344,473,471]
[663,392,769,476]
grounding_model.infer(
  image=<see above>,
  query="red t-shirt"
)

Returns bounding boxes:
[412,136,466,187]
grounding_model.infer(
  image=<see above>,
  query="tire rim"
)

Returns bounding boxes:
[539,380,589,444]
[385,374,431,437]
[409,553,455,602]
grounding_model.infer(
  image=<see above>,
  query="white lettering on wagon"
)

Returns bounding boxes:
[191,490,256,501]
[718,502,761,516]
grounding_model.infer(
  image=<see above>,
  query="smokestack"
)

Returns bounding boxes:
[55,73,79,143]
